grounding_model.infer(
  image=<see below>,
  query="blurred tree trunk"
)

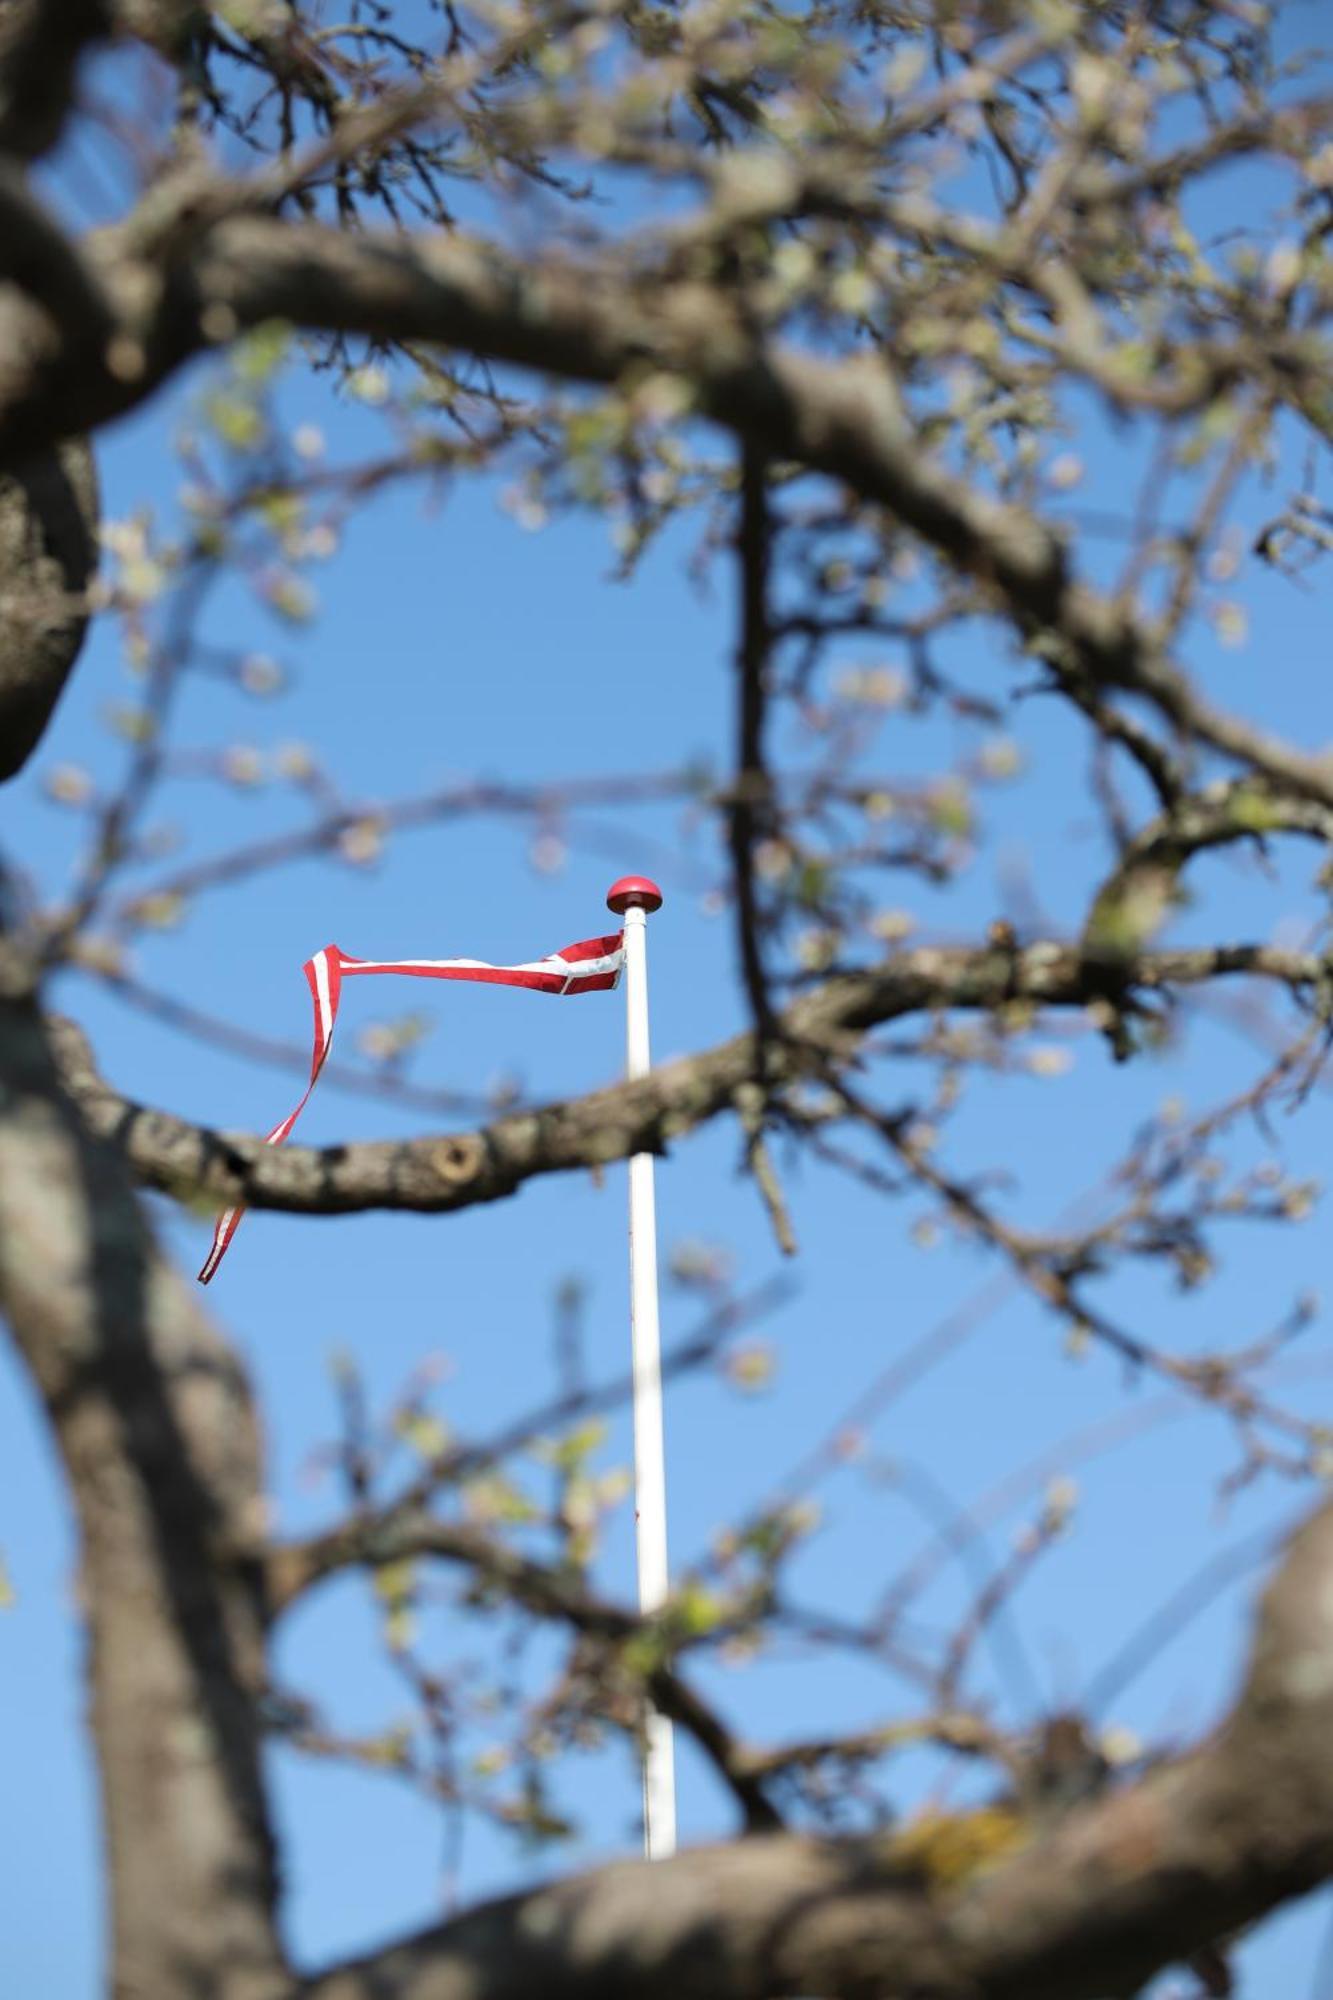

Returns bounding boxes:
[0,436,98,780]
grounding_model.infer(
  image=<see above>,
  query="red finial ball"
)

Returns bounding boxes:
[606,875,663,915]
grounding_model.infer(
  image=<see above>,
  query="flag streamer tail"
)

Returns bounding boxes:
[198,931,623,1283]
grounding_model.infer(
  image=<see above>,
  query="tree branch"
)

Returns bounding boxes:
[0,435,98,780]
[1085,778,1333,955]
[47,938,1325,1224]
[730,440,776,1050]
[0,200,1322,817]
[0,0,109,162]
[297,1496,1333,2000]
[0,189,1319,821]
[269,1509,782,1833]
[0,163,115,330]
[0,963,286,1996]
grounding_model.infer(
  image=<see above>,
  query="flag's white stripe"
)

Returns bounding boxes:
[342,955,567,975]
[313,947,335,1052]
[563,951,623,980]
[338,949,624,983]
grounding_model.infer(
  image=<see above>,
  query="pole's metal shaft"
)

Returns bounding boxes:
[621,901,677,1859]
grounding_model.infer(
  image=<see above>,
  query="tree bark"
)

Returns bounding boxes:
[302,1502,1333,2000]
[46,938,1324,1225]
[0,965,288,1999]
[0,436,98,779]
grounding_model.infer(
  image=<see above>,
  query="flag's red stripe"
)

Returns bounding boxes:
[198,931,623,1284]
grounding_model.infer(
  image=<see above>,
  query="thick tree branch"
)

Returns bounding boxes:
[297,1499,1333,2000]
[48,938,1325,1223]
[0,0,109,162]
[0,968,287,1997]
[0,204,1325,815]
[0,166,101,784]
[0,213,1089,634]
[0,435,98,779]
[0,163,114,329]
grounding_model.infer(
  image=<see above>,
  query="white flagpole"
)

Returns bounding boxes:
[606,875,676,1859]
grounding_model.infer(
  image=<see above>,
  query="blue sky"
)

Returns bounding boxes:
[5,19,1333,1997]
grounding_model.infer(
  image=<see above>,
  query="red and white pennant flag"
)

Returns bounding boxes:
[198,929,624,1283]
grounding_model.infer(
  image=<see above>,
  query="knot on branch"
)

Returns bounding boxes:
[429,1132,485,1187]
